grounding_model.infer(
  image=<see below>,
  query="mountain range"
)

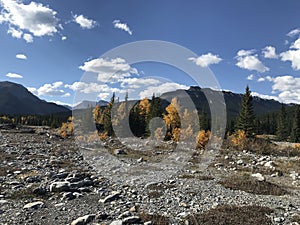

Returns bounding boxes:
[0,81,289,117]
[0,81,70,115]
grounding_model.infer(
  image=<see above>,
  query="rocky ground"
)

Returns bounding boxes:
[1,127,300,225]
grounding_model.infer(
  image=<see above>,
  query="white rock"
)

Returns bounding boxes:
[237,159,244,165]
[50,181,70,192]
[23,201,44,210]
[251,173,265,181]
[110,220,122,225]
[71,214,96,225]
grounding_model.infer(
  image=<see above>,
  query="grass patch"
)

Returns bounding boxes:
[291,214,300,223]
[187,205,273,225]
[219,173,288,196]
[147,191,163,199]
[139,212,170,225]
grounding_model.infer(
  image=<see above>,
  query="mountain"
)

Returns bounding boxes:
[160,86,287,119]
[73,100,108,110]
[0,81,70,115]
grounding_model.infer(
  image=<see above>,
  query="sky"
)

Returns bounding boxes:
[1,0,300,106]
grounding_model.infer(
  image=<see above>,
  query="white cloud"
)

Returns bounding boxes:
[5,72,23,78]
[257,77,265,82]
[287,28,300,37]
[7,27,22,38]
[61,36,67,41]
[247,74,254,80]
[65,82,120,94]
[235,49,269,73]
[98,92,110,100]
[16,53,27,60]
[252,92,279,101]
[188,53,222,67]
[113,20,132,35]
[262,46,278,59]
[280,38,300,70]
[34,81,69,97]
[0,0,60,42]
[139,82,189,99]
[50,100,72,107]
[73,14,97,29]
[269,75,300,103]
[120,78,160,89]
[23,33,33,43]
[79,57,138,83]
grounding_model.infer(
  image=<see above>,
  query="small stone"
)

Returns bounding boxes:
[237,159,244,165]
[122,216,141,224]
[0,200,8,204]
[71,214,96,225]
[99,191,121,203]
[114,149,126,155]
[274,217,284,223]
[50,181,70,192]
[23,201,44,210]
[110,220,122,225]
[251,173,265,181]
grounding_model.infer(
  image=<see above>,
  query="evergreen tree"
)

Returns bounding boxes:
[276,104,289,141]
[199,108,209,131]
[237,86,255,137]
[149,94,163,119]
[291,105,300,142]
[103,93,115,136]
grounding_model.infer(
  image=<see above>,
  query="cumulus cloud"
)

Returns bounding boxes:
[287,28,300,37]
[65,82,120,94]
[16,53,27,60]
[98,92,110,100]
[280,38,300,70]
[79,57,138,83]
[262,46,278,59]
[7,27,22,38]
[120,78,160,89]
[73,14,97,29]
[113,20,132,35]
[0,0,60,42]
[139,82,189,99]
[247,74,255,80]
[235,49,269,73]
[32,81,70,97]
[5,72,23,78]
[61,36,67,41]
[257,77,265,82]
[188,53,222,67]
[252,92,279,101]
[23,33,33,43]
[269,75,300,103]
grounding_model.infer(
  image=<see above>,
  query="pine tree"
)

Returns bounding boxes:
[276,104,289,141]
[237,86,255,137]
[291,105,300,142]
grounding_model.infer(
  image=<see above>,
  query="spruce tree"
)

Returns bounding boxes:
[276,104,289,141]
[237,86,255,137]
[291,105,300,142]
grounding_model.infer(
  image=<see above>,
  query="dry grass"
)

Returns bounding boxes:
[276,158,300,174]
[187,205,274,225]
[179,174,214,180]
[219,173,288,196]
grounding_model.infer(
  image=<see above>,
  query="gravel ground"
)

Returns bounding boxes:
[0,127,300,225]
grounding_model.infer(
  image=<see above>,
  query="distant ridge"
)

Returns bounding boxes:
[0,81,70,115]
[160,86,289,119]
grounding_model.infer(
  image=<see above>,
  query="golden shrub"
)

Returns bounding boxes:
[196,130,211,149]
[231,130,247,149]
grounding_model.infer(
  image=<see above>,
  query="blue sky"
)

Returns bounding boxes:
[1,0,300,106]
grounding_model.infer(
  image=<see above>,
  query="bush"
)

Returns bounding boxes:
[196,130,211,149]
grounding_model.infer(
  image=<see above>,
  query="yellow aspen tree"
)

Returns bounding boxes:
[163,97,181,141]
